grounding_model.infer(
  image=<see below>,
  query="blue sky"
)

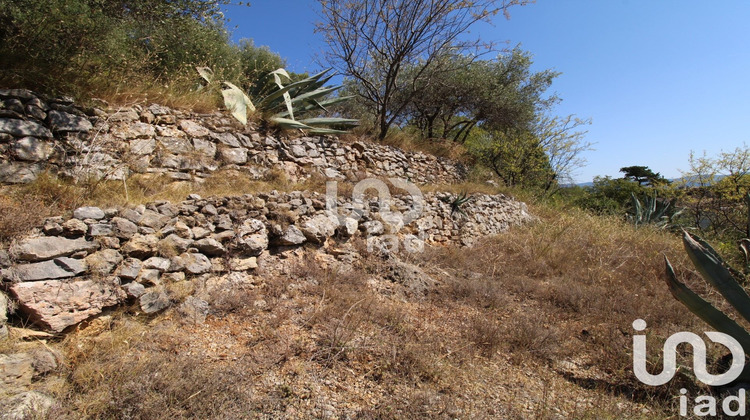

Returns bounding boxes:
[222,0,750,183]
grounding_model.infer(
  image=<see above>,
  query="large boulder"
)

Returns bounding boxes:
[10,279,125,332]
[11,237,97,262]
[10,137,54,162]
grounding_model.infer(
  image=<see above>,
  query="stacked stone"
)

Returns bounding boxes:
[0,91,467,185]
[0,191,533,333]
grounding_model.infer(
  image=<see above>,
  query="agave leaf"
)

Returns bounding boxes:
[257,78,319,110]
[270,117,314,130]
[221,82,255,125]
[299,117,359,127]
[308,128,349,135]
[196,66,214,84]
[664,256,750,353]
[688,232,747,286]
[683,231,750,323]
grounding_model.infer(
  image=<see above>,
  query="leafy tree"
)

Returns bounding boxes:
[316,0,531,140]
[619,165,669,186]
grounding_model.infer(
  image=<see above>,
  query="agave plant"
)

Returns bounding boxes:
[665,231,750,381]
[440,191,473,217]
[628,193,682,229]
[197,66,358,134]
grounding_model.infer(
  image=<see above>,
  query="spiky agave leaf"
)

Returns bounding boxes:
[221,82,255,125]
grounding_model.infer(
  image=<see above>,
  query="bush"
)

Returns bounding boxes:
[0,0,243,99]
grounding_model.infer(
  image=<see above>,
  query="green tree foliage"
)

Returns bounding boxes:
[619,165,669,186]
[0,0,240,96]
[316,0,531,140]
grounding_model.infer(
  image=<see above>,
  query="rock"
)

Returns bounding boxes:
[30,349,58,377]
[0,118,52,138]
[62,219,88,237]
[10,137,53,162]
[158,234,193,256]
[0,391,54,420]
[115,258,142,280]
[220,147,248,164]
[192,138,216,157]
[301,213,339,243]
[0,353,33,394]
[290,144,307,158]
[42,218,63,236]
[10,279,125,332]
[236,219,268,256]
[0,291,7,338]
[363,220,384,236]
[0,250,10,268]
[178,296,209,324]
[157,136,192,154]
[229,257,258,271]
[176,252,212,275]
[139,289,171,314]
[111,217,138,239]
[210,132,240,147]
[386,260,436,296]
[338,217,358,236]
[88,223,113,236]
[73,206,105,220]
[129,138,157,155]
[195,238,227,256]
[123,282,146,298]
[136,269,160,286]
[138,210,170,230]
[0,162,42,184]
[178,120,210,137]
[121,234,158,258]
[107,109,140,122]
[142,256,171,272]
[84,249,123,276]
[46,110,93,132]
[0,89,36,100]
[9,258,87,282]
[276,225,307,245]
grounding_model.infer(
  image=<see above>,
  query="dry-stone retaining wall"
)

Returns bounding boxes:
[0,191,534,333]
[0,88,467,185]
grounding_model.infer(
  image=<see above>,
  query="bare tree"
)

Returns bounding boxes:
[316,0,531,140]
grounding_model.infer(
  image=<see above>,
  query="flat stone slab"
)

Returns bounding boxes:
[11,237,98,262]
[46,110,93,132]
[9,258,87,282]
[0,118,52,138]
[10,279,125,332]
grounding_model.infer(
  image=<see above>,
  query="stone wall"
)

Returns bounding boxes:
[0,190,534,333]
[0,89,467,185]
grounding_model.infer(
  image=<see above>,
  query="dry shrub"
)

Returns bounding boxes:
[0,194,53,243]
[467,314,504,358]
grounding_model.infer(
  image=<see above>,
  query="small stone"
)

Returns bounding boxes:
[194,238,227,256]
[62,219,88,237]
[0,391,54,420]
[191,226,211,240]
[338,217,358,236]
[121,234,158,258]
[220,147,248,164]
[111,217,138,239]
[138,210,169,230]
[88,223,113,236]
[11,137,54,162]
[84,249,123,276]
[123,282,146,298]
[158,234,193,256]
[301,213,339,243]
[236,219,268,256]
[177,252,212,275]
[162,272,185,283]
[178,296,209,324]
[230,257,258,271]
[178,120,210,137]
[73,206,105,220]
[46,110,93,132]
[143,257,171,272]
[276,225,307,245]
[116,258,142,280]
[136,269,160,286]
[139,289,171,314]
[0,118,52,138]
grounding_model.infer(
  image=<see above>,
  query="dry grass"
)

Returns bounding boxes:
[2,190,728,418]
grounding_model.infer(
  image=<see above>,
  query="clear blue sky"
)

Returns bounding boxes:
[222,0,750,183]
